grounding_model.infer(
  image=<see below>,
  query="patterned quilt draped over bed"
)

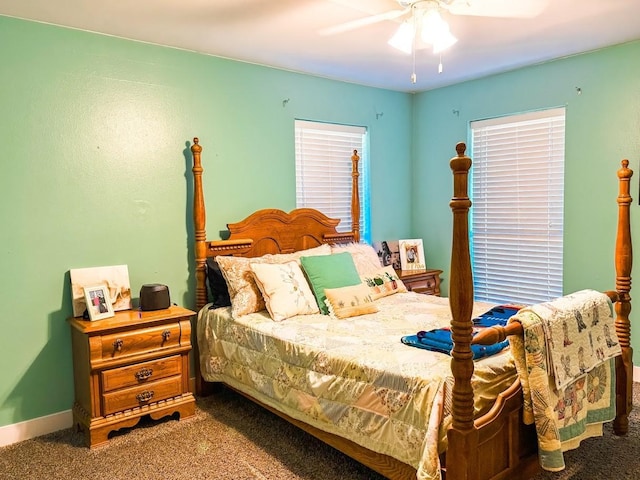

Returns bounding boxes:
[197,293,517,480]
[507,289,622,472]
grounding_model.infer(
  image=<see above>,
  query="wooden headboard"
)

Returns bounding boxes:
[190,137,361,311]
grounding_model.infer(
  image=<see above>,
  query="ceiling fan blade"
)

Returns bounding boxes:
[319,8,409,36]
[443,0,549,18]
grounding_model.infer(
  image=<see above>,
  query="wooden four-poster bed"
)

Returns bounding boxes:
[189,137,634,480]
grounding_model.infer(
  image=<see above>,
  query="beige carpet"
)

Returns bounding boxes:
[1,384,638,480]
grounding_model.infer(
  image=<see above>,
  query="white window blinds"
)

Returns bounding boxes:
[295,120,369,241]
[470,107,565,305]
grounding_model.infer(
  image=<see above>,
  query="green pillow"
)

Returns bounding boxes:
[300,252,362,314]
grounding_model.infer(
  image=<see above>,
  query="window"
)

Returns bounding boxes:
[295,120,370,242]
[470,107,565,305]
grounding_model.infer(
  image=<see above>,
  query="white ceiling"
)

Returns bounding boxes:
[2,0,640,93]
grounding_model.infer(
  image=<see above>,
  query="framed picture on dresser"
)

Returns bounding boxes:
[372,240,401,270]
[70,264,132,317]
[83,285,115,321]
[399,239,426,271]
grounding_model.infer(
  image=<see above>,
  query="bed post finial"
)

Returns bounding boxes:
[447,141,479,478]
[614,158,633,435]
[191,138,208,311]
[351,149,360,243]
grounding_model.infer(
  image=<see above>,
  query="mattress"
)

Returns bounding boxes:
[197,292,518,480]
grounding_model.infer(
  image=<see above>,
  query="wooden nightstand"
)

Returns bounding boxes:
[398,269,443,296]
[68,305,196,448]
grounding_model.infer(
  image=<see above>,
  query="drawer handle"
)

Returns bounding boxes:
[134,367,153,381]
[113,338,124,352]
[136,390,154,403]
[162,330,171,342]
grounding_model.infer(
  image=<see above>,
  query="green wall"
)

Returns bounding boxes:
[0,16,412,427]
[413,41,640,347]
[1,15,638,429]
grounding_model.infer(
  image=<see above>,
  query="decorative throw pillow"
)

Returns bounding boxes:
[361,265,407,300]
[330,243,382,276]
[300,252,362,314]
[324,283,379,319]
[250,261,319,321]
[216,244,331,318]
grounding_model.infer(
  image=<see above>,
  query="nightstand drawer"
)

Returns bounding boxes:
[101,355,182,392]
[407,276,437,294]
[100,323,182,359]
[102,375,183,415]
[398,269,442,296]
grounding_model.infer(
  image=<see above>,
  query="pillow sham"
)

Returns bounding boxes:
[300,252,362,314]
[330,242,382,276]
[250,261,319,321]
[361,265,407,300]
[324,283,379,319]
[216,244,331,318]
[216,255,266,318]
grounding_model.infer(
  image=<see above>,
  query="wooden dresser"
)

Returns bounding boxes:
[68,305,196,448]
[398,268,443,296]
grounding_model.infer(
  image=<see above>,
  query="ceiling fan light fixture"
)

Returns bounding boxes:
[388,21,415,54]
[420,10,450,44]
[432,29,457,54]
[388,6,457,56]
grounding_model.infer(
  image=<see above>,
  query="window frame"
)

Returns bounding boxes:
[294,119,370,242]
[469,107,566,305]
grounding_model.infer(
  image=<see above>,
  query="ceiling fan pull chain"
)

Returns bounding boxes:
[411,18,417,84]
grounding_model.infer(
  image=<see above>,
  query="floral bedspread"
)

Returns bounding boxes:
[507,289,621,472]
[197,293,517,480]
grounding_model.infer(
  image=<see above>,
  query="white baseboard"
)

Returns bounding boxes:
[635,365,640,383]
[0,410,72,448]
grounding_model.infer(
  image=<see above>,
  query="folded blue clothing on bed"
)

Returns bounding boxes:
[472,304,521,327]
[401,331,510,359]
[401,305,521,359]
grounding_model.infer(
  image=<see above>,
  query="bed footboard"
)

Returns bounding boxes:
[445,148,633,480]
[470,379,539,480]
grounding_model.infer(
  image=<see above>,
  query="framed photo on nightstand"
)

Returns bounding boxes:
[70,264,132,317]
[399,239,426,271]
[373,240,401,270]
[83,285,115,321]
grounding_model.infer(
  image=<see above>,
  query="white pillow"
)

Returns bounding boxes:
[250,261,319,321]
[330,243,382,276]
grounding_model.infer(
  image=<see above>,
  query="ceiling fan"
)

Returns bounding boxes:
[321,0,548,82]
[322,0,549,37]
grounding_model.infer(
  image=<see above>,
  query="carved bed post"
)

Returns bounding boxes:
[191,137,211,396]
[614,159,633,435]
[351,149,360,243]
[191,137,208,311]
[447,142,479,480]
